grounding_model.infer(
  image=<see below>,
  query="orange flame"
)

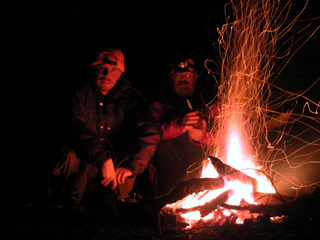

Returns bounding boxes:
[168,130,275,225]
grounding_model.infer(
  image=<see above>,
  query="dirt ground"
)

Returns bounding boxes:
[8,188,320,240]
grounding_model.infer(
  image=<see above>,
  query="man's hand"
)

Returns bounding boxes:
[101,158,133,189]
[180,112,207,141]
[187,118,207,141]
[116,168,133,185]
[180,112,203,132]
[101,158,117,189]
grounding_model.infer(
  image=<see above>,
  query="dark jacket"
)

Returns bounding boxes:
[67,78,161,176]
[150,75,219,142]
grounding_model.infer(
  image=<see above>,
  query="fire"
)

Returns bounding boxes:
[164,0,318,228]
[167,130,275,226]
[225,129,275,194]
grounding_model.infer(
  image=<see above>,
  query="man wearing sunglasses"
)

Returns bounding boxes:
[51,48,161,207]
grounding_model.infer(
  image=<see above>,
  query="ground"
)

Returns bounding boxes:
[8,189,320,240]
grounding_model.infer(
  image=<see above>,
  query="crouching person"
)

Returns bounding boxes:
[52,48,161,208]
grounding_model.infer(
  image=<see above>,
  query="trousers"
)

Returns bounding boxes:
[52,147,100,205]
[52,147,136,205]
[132,133,207,197]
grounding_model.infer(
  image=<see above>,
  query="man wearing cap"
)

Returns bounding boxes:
[51,48,161,207]
[132,58,219,197]
[152,59,218,141]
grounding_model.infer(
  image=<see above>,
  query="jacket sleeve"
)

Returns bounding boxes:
[66,88,114,166]
[150,101,185,140]
[119,90,161,176]
[161,120,184,140]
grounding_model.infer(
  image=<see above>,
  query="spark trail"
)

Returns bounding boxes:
[206,0,320,194]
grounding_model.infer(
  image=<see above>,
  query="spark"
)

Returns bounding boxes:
[206,0,320,195]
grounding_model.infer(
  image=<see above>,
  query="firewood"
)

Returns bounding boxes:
[199,189,233,217]
[208,156,258,191]
[221,202,294,216]
[221,188,320,218]
[141,177,225,210]
[140,177,225,236]
[253,192,294,205]
[175,190,233,216]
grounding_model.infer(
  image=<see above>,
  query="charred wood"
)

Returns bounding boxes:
[208,156,258,191]
[221,187,320,218]
[253,192,294,205]
[175,190,233,216]
[140,177,225,236]
[199,189,233,217]
[141,177,225,210]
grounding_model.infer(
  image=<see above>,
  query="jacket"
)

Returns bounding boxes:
[67,78,161,176]
[150,79,219,145]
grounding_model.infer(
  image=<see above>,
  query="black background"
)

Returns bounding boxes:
[9,0,320,196]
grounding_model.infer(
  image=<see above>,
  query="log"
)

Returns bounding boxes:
[253,192,294,205]
[220,202,294,216]
[175,190,233,216]
[221,187,320,217]
[140,177,225,236]
[141,177,225,210]
[208,156,258,191]
[199,189,233,217]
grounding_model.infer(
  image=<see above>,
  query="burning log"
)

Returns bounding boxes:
[222,187,320,218]
[199,189,233,217]
[140,177,225,236]
[142,177,225,210]
[253,192,294,205]
[208,156,258,191]
[176,190,233,218]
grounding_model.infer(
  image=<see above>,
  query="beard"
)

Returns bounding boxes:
[175,81,193,97]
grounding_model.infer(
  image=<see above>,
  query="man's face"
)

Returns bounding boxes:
[95,63,122,95]
[172,72,197,98]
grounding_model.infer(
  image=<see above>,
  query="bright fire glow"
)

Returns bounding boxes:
[165,0,311,227]
[167,130,275,225]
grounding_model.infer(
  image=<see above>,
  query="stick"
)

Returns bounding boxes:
[199,189,233,217]
[175,190,233,216]
[208,156,258,191]
[221,188,319,217]
[141,177,225,210]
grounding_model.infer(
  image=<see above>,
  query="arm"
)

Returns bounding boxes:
[118,90,161,176]
[151,101,185,140]
[184,104,220,145]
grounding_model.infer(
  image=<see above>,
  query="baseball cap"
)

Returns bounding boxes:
[91,49,125,72]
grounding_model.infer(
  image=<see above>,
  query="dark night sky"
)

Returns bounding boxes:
[36,0,319,126]
[11,0,319,191]
[23,2,316,86]
[44,1,227,100]
[35,0,319,101]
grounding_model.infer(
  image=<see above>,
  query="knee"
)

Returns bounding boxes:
[53,147,82,175]
[63,147,82,170]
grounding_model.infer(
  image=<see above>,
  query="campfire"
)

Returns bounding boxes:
[162,135,278,229]
[159,0,282,228]
[151,0,320,233]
